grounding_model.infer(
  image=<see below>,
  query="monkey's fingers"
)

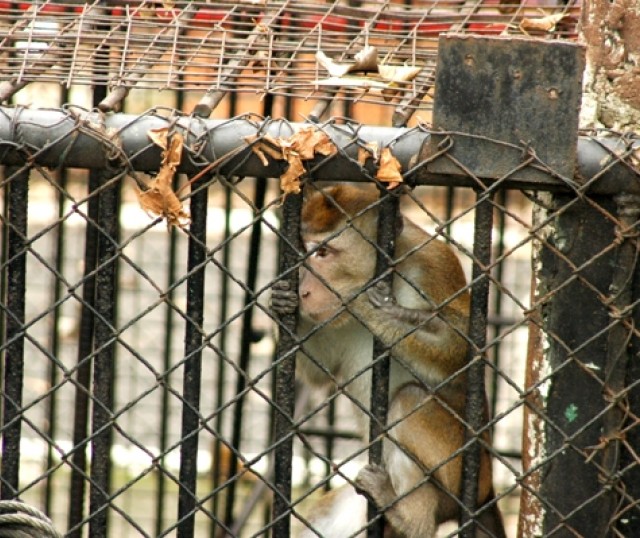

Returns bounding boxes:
[367,280,397,309]
[269,282,298,315]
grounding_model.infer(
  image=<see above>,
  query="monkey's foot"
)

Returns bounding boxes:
[367,281,397,309]
[270,280,298,315]
[355,464,395,508]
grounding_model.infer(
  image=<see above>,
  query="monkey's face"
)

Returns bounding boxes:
[299,227,376,326]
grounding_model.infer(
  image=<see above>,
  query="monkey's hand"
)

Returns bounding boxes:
[367,281,436,327]
[354,463,395,509]
[367,280,398,309]
[270,280,298,315]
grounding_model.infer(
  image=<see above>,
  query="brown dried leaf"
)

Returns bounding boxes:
[376,147,403,187]
[245,128,337,195]
[137,131,189,228]
[148,127,169,150]
[245,134,285,164]
[288,127,337,159]
[358,142,379,166]
[519,13,565,32]
[280,156,304,194]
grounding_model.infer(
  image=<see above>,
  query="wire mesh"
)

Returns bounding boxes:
[0,107,639,537]
[1,1,640,537]
[0,0,579,116]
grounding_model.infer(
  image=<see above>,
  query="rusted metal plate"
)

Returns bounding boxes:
[422,35,585,184]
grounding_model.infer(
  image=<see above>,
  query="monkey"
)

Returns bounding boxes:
[271,184,505,538]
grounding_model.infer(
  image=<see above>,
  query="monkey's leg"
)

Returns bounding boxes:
[355,463,439,538]
[356,383,467,538]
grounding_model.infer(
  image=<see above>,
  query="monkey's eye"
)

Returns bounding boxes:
[313,245,329,258]
[305,241,332,259]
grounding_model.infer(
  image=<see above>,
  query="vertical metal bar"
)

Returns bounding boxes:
[367,187,400,538]
[89,168,121,538]
[68,170,100,538]
[272,190,303,537]
[177,176,209,538]
[601,193,640,534]
[223,177,267,531]
[459,192,494,538]
[0,166,29,499]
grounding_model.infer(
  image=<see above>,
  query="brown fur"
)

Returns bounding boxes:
[285,184,505,538]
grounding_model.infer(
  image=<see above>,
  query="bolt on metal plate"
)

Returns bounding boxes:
[422,35,585,186]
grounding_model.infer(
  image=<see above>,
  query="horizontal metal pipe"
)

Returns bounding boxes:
[0,106,636,194]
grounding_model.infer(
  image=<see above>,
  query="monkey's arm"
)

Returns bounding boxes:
[360,280,469,376]
[367,281,449,330]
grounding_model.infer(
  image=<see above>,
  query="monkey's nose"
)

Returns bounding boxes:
[300,289,310,299]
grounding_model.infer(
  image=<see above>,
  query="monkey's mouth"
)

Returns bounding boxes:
[299,300,348,325]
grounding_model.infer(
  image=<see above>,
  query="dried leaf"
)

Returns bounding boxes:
[376,147,403,188]
[288,127,337,159]
[137,131,189,228]
[148,127,169,150]
[244,128,337,195]
[316,46,379,78]
[358,142,379,166]
[519,13,565,32]
[352,46,379,72]
[316,51,352,77]
[280,156,304,194]
[378,65,421,83]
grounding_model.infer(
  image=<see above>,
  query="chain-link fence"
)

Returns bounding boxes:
[1,1,640,538]
[1,102,640,537]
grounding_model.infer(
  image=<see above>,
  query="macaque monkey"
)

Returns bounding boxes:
[271,184,505,538]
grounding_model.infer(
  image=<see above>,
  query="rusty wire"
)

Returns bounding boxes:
[0,0,580,114]
[0,109,639,537]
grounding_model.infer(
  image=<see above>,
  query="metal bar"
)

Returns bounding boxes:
[0,107,636,194]
[176,175,209,538]
[223,176,268,532]
[459,192,494,538]
[68,169,100,538]
[0,165,29,499]
[271,190,303,538]
[367,187,401,538]
[601,193,640,533]
[88,167,121,538]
